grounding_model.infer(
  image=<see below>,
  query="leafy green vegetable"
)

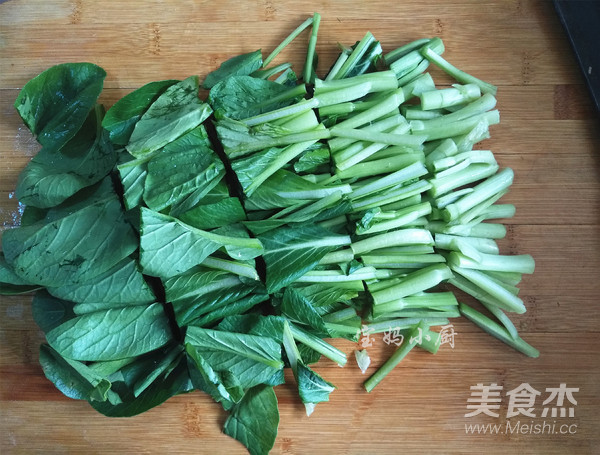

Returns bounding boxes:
[127,76,212,157]
[46,257,154,309]
[46,303,173,361]
[258,224,352,292]
[186,343,244,410]
[14,62,106,154]
[0,253,40,295]
[185,327,284,390]
[90,356,192,417]
[139,208,263,278]
[2,192,137,287]
[223,384,279,455]
[39,344,116,403]
[15,104,116,208]
[297,363,335,406]
[208,75,303,120]
[5,17,539,454]
[164,266,266,327]
[202,50,263,89]
[32,291,76,334]
[178,195,246,230]
[143,125,225,215]
[102,79,178,145]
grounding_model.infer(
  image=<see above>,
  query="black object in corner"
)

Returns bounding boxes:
[554,0,600,112]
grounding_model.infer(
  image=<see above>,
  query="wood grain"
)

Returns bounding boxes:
[1,0,599,454]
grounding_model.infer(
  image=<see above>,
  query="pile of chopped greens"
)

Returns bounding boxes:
[0,13,538,455]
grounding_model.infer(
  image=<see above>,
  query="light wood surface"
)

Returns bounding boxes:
[1,1,599,453]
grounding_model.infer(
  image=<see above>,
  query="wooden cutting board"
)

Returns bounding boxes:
[1,1,599,453]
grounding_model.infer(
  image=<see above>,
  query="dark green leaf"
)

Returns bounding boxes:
[202,50,263,89]
[186,344,243,410]
[297,343,322,365]
[293,146,331,173]
[0,253,40,295]
[2,192,137,286]
[143,126,225,214]
[39,344,114,403]
[139,208,263,278]
[185,326,283,390]
[102,79,178,145]
[178,196,246,230]
[297,362,335,405]
[164,267,265,327]
[191,293,269,328]
[244,169,336,211]
[126,76,212,158]
[47,257,155,309]
[32,291,76,334]
[14,62,106,154]
[208,75,298,120]
[287,283,357,315]
[117,155,149,210]
[258,224,351,292]
[212,224,263,261]
[90,356,192,417]
[15,105,116,208]
[223,384,279,455]
[46,303,173,361]
[281,287,329,335]
[120,344,184,398]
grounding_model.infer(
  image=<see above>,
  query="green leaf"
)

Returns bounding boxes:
[217,314,286,345]
[117,155,150,210]
[46,303,173,361]
[216,313,263,333]
[191,293,269,328]
[244,194,352,236]
[176,179,246,230]
[126,76,212,158]
[208,75,298,120]
[19,205,48,226]
[186,344,243,411]
[143,126,225,214]
[281,287,329,335]
[15,104,116,208]
[185,326,283,390]
[47,257,155,308]
[164,267,265,327]
[14,62,106,154]
[345,39,383,78]
[90,356,192,417]
[294,146,331,173]
[0,253,40,295]
[223,384,279,455]
[297,343,322,365]
[39,344,114,403]
[212,224,263,261]
[258,224,352,292]
[202,50,263,89]
[244,169,350,211]
[40,176,117,224]
[178,196,246,230]
[297,362,335,406]
[125,345,184,398]
[102,79,178,145]
[139,208,263,278]
[290,283,357,315]
[32,291,76,334]
[2,192,137,287]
